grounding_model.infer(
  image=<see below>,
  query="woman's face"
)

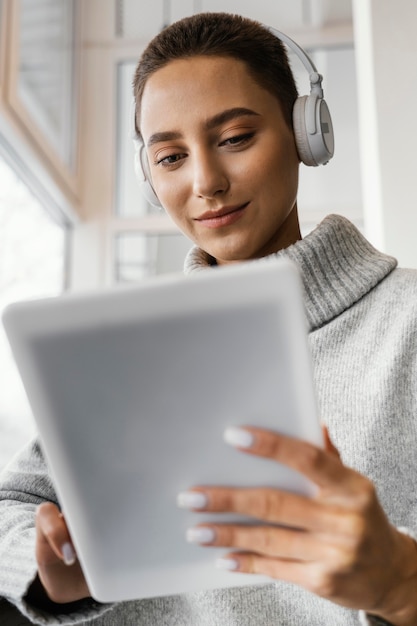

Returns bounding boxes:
[139,55,301,264]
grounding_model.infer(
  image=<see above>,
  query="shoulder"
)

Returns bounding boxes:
[367,267,417,355]
[383,268,417,318]
[374,266,417,302]
[0,437,57,505]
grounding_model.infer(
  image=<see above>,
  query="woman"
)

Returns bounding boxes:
[1,12,417,626]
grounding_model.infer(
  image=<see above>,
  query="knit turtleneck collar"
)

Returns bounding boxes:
[183,215,397,331]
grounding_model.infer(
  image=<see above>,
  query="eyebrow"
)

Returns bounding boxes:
[146,107,260,148]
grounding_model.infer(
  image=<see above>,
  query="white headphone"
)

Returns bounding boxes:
[133,26,335,208]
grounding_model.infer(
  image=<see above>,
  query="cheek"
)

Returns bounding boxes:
[261,146,299,199]
[157,182,199,241]
[154,176,186,217]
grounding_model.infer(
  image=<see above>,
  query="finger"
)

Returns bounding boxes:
[187,523,334,562]
[321,424,341,459]
[35,503,77,566]
[216,550,320,593]
[224,426,351,489]
[178,486,340,532]
[217,550,373,607]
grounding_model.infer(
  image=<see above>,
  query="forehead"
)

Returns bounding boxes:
[139,56,279,139]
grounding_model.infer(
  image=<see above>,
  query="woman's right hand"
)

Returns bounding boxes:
[31,502,91,604]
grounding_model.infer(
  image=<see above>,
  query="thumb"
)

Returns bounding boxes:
[35,502,77,566]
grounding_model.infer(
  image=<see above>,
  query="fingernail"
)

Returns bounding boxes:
[216,557,240,571]
[177,491,208,509]
[224,427,254,449]
[186,527,216,544]
[61,542,76,566]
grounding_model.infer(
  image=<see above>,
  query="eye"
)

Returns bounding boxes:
[220,132,255,147]
[155,153,186,167]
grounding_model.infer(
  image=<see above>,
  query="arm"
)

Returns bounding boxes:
[0,438,112,624]
[178,426,417,626]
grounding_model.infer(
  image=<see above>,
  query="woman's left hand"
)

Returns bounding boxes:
[178,426,417,626]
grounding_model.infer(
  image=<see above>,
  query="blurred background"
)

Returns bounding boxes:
[0,0,416,468]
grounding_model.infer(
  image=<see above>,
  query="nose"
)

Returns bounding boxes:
[192,151,229,199]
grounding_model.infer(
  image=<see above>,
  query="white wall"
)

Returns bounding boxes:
[297,46,362,231]
[353,0,417,268]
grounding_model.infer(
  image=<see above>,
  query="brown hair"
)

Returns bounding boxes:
[133,12,298,136]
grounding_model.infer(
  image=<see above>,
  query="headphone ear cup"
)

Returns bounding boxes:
[133,139,162,208]
[293,95,335,167]
[293,95,318,166]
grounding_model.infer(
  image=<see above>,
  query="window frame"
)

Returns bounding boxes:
[0,0,83,209]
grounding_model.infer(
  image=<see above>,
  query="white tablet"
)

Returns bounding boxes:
[2,258,322,603]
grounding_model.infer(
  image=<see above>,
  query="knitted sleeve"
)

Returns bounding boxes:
[359,615,394,626]
[0,438,114,625]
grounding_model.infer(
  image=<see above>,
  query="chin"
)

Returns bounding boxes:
[211,248,257,265]
[200,234,261,264]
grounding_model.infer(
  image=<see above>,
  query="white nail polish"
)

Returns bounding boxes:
[62,542,76,566]
[223,427,254,449]
[186,527,216,544]
[177,491,208,509]
[216,557,239,571]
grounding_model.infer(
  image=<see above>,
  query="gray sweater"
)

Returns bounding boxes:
[0,215,416,625]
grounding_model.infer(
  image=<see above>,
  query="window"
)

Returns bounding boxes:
[17,0,78,171]
[115,231,194,282]
[0,155,67,469]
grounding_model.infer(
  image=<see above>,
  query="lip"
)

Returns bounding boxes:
[195,203,249,228]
